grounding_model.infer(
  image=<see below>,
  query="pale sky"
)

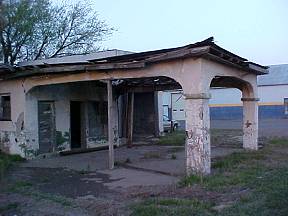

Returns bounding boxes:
[71,0,288,66]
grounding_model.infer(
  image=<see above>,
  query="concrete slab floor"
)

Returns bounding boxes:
[21,145,243,188]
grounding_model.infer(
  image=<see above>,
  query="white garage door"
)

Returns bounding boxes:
[171,93,185,120]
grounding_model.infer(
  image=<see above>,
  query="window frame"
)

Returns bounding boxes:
[0,94,11,121]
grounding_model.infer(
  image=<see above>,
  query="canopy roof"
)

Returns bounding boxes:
[0,37,268,80]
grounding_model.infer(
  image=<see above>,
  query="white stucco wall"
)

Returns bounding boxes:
[0,80,26,155]
[258,85,288,104]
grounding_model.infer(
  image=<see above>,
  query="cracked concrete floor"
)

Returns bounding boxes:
[0,145,243,216]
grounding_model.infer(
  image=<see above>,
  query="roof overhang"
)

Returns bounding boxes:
[0,37,268,80]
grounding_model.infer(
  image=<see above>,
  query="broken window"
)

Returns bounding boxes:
[0,94,11,121]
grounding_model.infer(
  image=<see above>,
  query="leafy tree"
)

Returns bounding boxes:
[0,0,114,65]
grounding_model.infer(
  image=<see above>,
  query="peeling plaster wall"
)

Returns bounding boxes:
[24,82,108,157]
[0,79,26,156]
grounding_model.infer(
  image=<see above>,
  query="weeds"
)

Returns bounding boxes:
[0,203,19,213]
[269,138,288,147]
[212,151,266,170]
[143,151,162,159]
[171,154,177,160]
[7,180,73,207]
[7,180,33,192]
[131,198,214,216]
[157,131,185,146]
[125,157,132,163]
[132,138,288,215]
[0,153,25,178]
[79,169,89,175]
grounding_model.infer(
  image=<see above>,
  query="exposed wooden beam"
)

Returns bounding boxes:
[86,62,146,70]
[116,84,182,94]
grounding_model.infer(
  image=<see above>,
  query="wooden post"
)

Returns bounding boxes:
[154,91,160,137]
[107,80,114,169]
[127,92,134,148]
[81,101,88,149]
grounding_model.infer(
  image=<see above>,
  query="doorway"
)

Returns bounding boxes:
[70,101,82,149]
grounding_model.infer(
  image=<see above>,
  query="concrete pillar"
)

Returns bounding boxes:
[242,98,259,150]
[184,93,211,175]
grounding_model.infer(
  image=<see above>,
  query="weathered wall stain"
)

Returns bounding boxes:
[56,131,70,151]
[15,112,24,136]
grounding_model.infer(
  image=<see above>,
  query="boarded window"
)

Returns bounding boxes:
[0,95,11,121]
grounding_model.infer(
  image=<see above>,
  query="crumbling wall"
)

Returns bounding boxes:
[86,101,108,148]
[24,81,108,156]
[0,80,29,157]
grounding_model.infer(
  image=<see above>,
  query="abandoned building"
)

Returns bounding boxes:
[0,37,268,175]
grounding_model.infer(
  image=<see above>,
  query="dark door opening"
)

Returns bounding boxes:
[70,101,82,149]
[133,92,155,136]
[38,101,55,154]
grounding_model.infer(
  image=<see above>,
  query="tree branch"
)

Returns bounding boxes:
[34,35,48,60]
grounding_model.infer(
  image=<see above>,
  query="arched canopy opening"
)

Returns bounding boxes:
[209,75,259,150]
[210,76,255,97]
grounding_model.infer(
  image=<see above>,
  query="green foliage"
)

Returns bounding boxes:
[19,143,38,158]
[178,174,203,187]
[179,151,267,190]
[8,180,33,191]
[0,0,114,65]
[131,198,214,216]
[143,151,162,159]
[212,151,266,170]
[79,169,89,175]
[0,152,25,178]
[56,131,69,151]
[134,138,288,215]
[7,180,73,207]
[0,203,19,213]
[171,154,177,160]
[125,157,132,163]
[269,138,288,147]
[219,167,288,216]
[28,191,73,207]
[157,131,185,146]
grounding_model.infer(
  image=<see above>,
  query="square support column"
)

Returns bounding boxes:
[242,98,259,150]
[184,93,211,175]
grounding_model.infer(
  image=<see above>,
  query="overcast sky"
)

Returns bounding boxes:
[73,0,288,66]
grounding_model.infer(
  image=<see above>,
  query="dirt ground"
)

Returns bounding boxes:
[0,143,244,216]
[0,121,287,216]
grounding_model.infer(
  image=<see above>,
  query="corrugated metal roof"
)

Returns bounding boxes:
[18,49,133,66]
[258,64,288,86]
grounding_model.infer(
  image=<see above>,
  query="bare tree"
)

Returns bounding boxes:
[0,0,114,65]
